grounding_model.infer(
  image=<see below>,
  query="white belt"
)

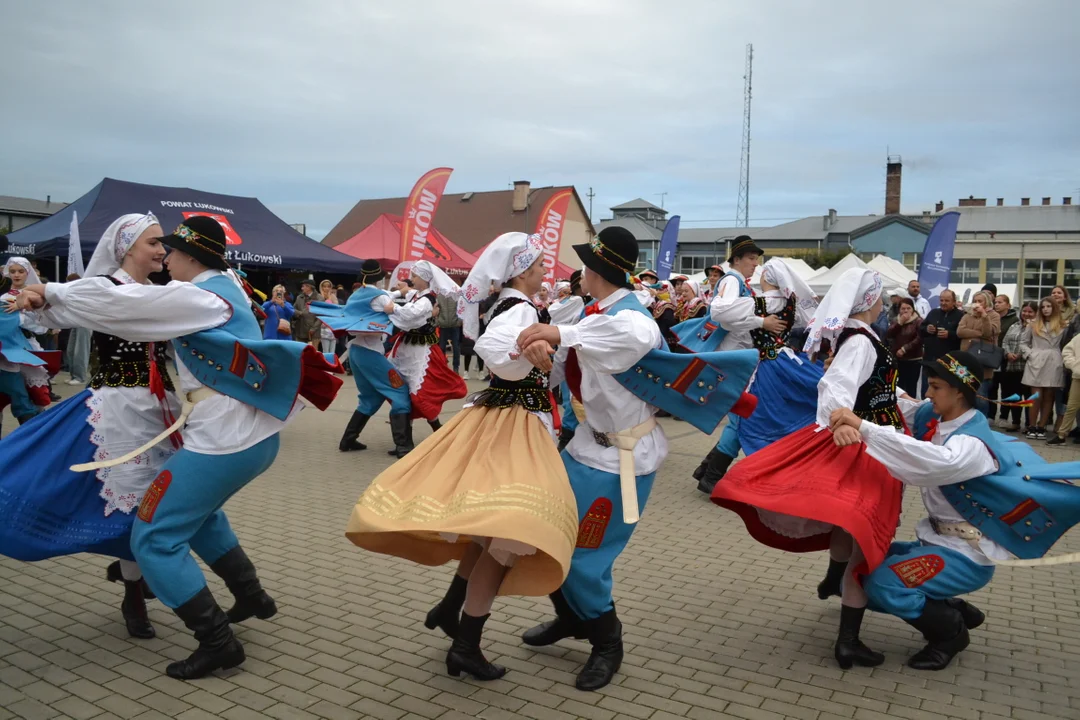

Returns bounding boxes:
[602,417,656,525]
[70,388,218,472]
[931,518,1080,567]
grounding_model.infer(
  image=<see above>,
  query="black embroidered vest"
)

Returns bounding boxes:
[471,296,553,413]
[836,326,903,430]
[89,277,175,392]
[401,291,439,346]
[750,294,797,361]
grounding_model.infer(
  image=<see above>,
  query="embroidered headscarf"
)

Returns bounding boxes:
[84,212,161,278]
[677,278,704,318]
[3,256,42,287]
[456,232,543,340]
[411,260,460,300]
[761,258,819,328]
[802,268,883,355]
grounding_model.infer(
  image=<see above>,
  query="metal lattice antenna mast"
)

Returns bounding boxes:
[736,43,753,227]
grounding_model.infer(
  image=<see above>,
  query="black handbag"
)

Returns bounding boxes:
[968,339,1003,370]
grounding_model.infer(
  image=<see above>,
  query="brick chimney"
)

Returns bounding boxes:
[1042,197,1051,205]
[885,157,902,214]
[1021,197,1030,206]
[996,198,1004,206]
[934,201,944,212]
[511,181,530,212]
[958,196,986,207]
[1065,197,1073,206]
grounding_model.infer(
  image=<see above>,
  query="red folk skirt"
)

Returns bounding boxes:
[711,424,904,577]
[410,345,467,421]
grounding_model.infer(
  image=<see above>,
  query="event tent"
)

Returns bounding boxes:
[807,253,872,295]
[867,254,917,287]
[4,178,362,274]
[333,213,478,277]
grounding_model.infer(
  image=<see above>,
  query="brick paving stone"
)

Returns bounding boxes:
[2,392,1079,720]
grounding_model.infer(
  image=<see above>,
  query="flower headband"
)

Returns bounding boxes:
[936,354,980,393]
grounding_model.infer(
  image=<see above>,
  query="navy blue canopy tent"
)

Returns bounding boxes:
[4,178,362,274]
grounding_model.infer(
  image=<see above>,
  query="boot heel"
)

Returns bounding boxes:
[446,663,461,677]
[834,651,853,670]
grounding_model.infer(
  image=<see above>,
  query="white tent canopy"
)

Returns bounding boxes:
[808,253,872,295]
[867,254,917,288]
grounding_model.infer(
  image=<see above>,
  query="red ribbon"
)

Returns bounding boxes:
[148,342,183,450]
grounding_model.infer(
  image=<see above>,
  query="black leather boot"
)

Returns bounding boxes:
[165,587,245,680]
[339,411,369,452]
[576,609,623,691]
[209,546,277,625]
[834,605,884,669]
[387,413,414,458]
[428,419,442,432]
[693,448,719,482]
[905,599,969,670]
[446,612,507,680]
[818,559,847,600]
[425,574,466,639]
[944,598,985,629]
[106,561,156,599]
[121,578,155,639]
[522,589,587,646]
[556,427,575,453]
[697,451,734,495]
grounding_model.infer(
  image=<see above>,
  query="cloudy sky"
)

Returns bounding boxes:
[3,0,1078,239]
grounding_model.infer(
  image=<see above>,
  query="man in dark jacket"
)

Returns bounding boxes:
[987,294,1019,423]
[918,289,963,397]
[291,279,321,345]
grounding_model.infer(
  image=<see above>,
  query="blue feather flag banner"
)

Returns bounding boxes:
[656,215,680,281]
[917,211,960,310]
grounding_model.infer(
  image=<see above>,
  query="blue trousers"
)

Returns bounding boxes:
[0,371,39,421]
[714,414,741,457]
[131,435,281,609]
[561,382,579,433]
[561,452,656,620]
[349,347,411,416]
[864,540,995,620]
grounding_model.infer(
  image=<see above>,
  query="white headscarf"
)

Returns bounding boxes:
[802,268,883,355]
[761,258,819,327]
[411,260,460,300]
[3,256,42,287]
[84,212,161,278]
[554,280,571,297]
[456,232,543,340]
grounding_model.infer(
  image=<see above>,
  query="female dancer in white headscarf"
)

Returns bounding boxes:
[0,257,55,415]
[346,233,577,682]
[0,213,182,640]
[712,268,906,670]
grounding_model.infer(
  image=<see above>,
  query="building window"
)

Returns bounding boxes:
[902,252,922,273]
[985,259,1018,285]
[950,259,980,284]
[1064,260,1080,306]
[1023,259,1058,303]
[636,249,655,271]
[678,255,719,274]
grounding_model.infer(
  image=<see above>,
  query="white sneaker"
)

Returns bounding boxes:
[462,370,471,380]
[66,378,84,385]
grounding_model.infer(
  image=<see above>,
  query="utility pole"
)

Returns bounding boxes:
[586,187,595,221]
[736,43,753,228]
[656,192,668,209]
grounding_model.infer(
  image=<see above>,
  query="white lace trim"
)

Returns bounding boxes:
[84,390,178,517]
[755,509,832,539]
[390,341,433,395]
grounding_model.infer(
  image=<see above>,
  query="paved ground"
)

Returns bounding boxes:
[2,375,1079,720]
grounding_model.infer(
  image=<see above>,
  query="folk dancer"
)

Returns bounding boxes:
[831,350,1080,669]
[712,268,907,669]
[345,232,578,681]
[676,236,787,494]
[383,261,468,443]
[1,257,59,419]
[0,213,182,641]
[734,258,822,455]
[516,227,759,690]
[311,259,412,456]
[13,216,344,679]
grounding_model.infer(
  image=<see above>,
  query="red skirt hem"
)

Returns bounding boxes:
[410,345,468,421]
[711,424,903,576]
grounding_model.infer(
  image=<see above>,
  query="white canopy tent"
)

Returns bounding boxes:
[807,253,872,295]
[867,254,917,288]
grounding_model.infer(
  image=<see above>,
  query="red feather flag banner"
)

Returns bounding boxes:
[399,167,454,262]
[534,188,573,285]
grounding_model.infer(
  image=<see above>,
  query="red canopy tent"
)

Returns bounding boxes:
[332,213,478,278]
